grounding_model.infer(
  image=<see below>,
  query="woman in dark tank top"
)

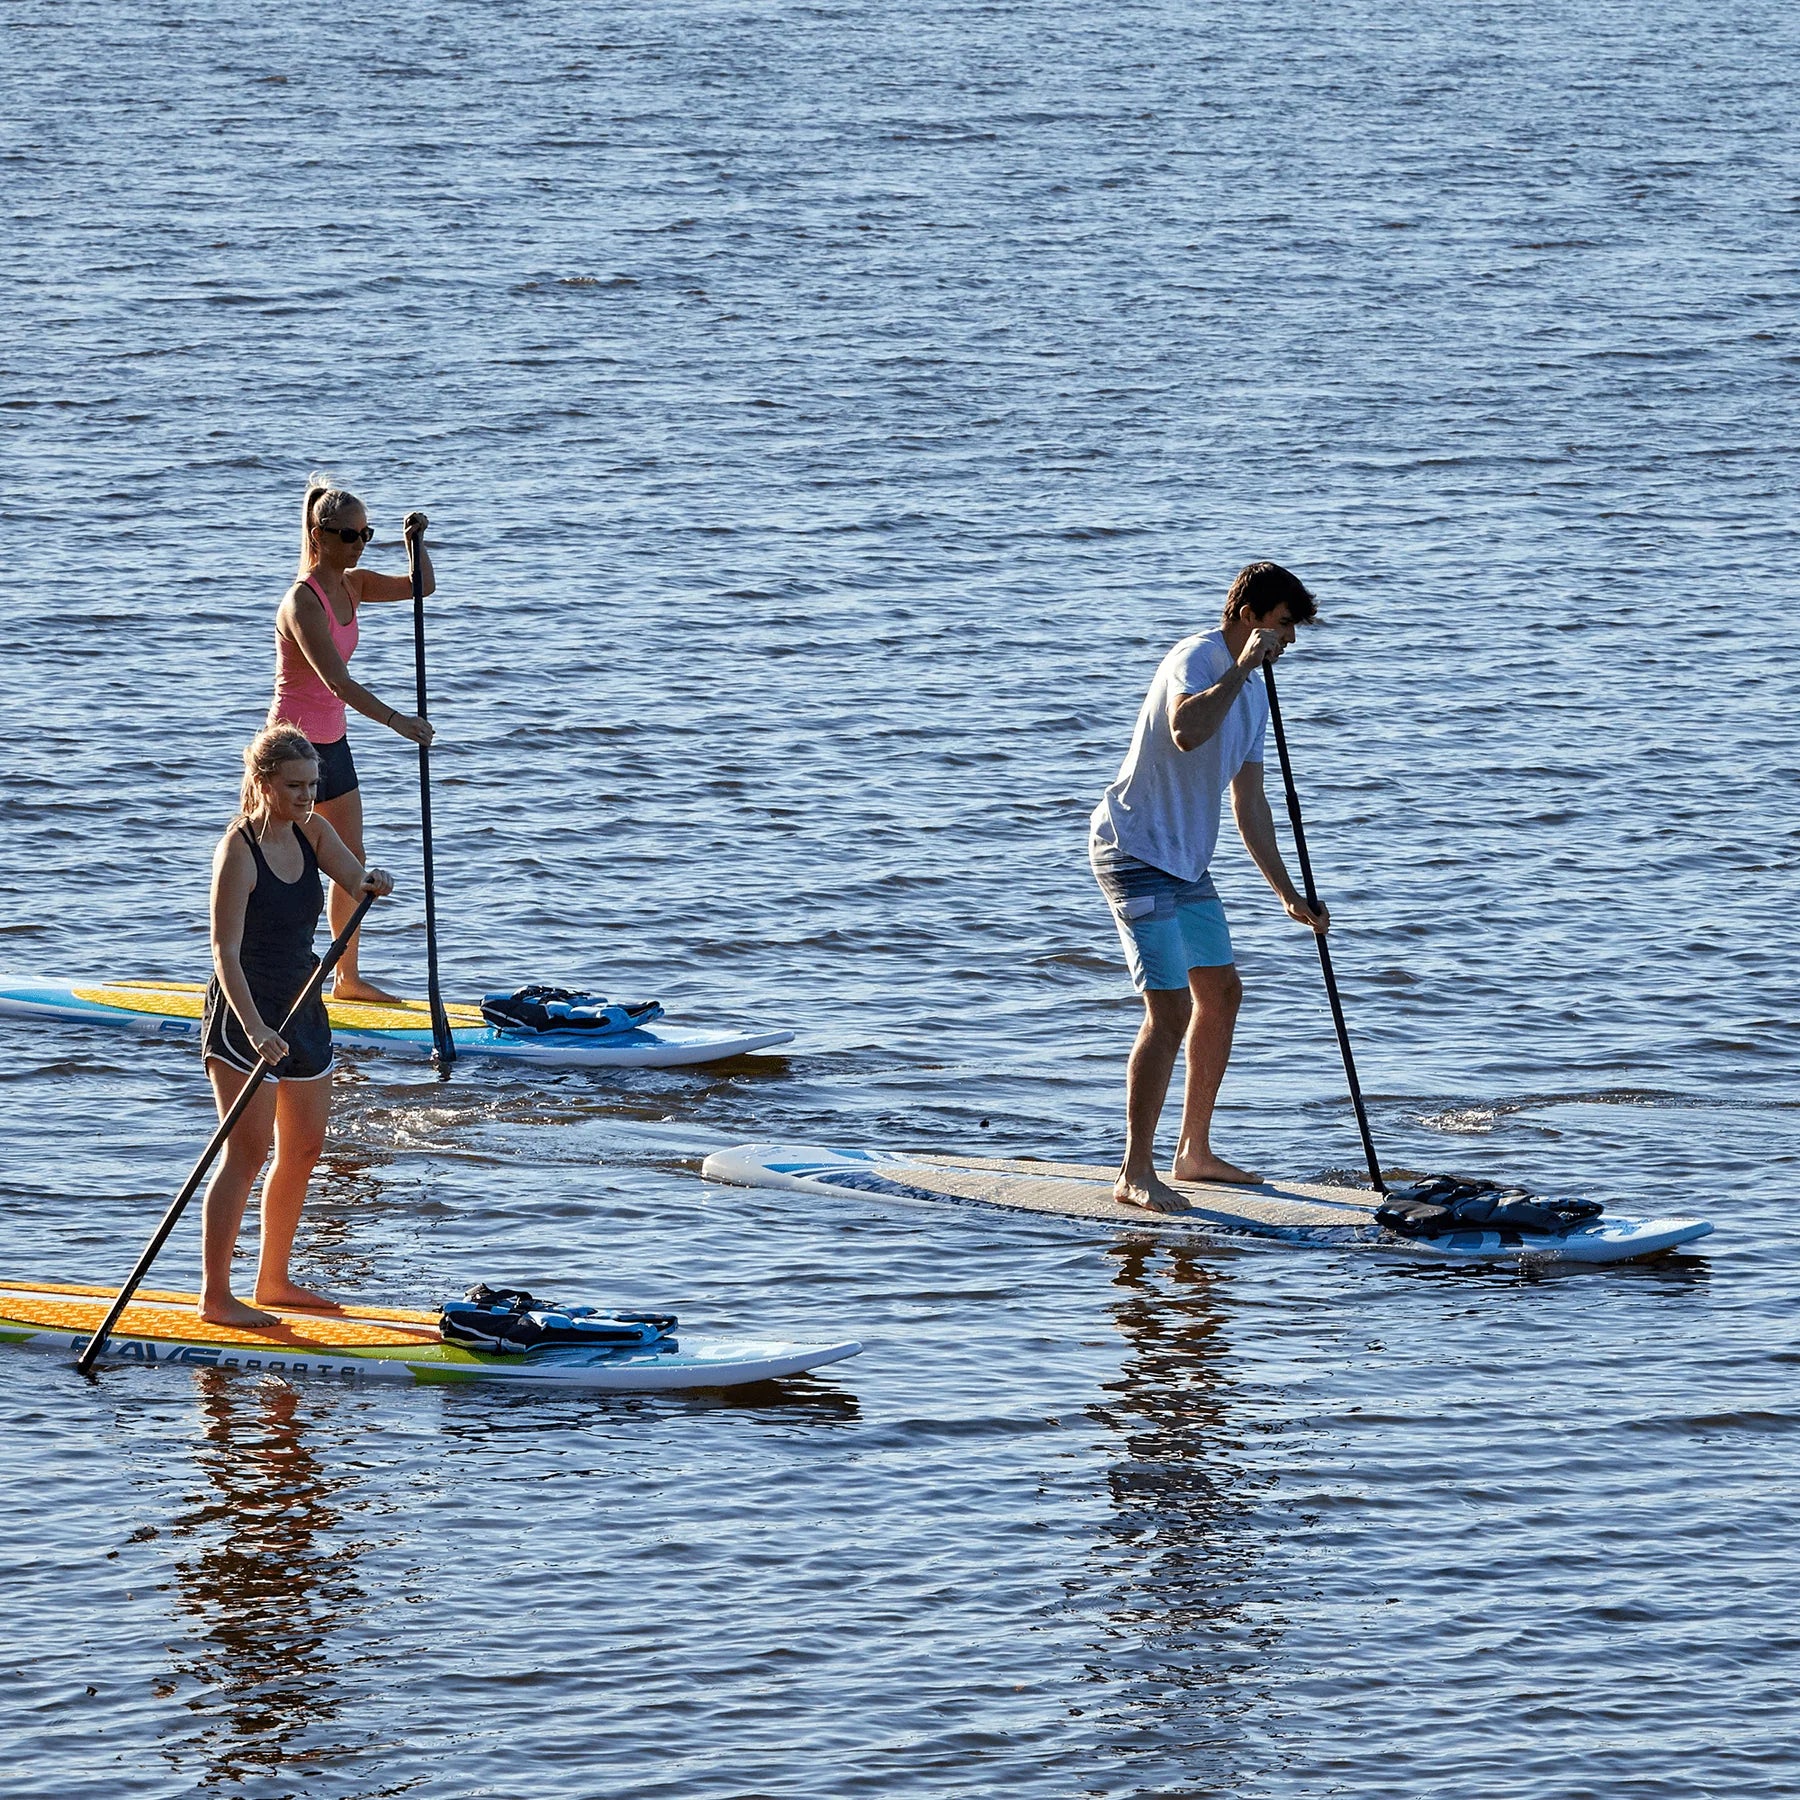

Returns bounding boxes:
[198,722,393,1328]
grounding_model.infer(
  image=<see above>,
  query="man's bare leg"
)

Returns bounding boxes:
[1115,987,1194,1213]
[1171,962,1261,1185]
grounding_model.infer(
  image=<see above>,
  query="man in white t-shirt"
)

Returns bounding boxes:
[1090,562,1328,1212]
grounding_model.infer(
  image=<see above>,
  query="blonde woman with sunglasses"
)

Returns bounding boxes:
[270,477,434,1003]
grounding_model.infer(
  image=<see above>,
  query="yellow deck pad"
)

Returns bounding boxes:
[76,981,486,1034]
[0,1283,440,1348]
[11,1278,440,1326]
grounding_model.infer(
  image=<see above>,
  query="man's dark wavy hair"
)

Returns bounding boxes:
[1221,561,1317,626]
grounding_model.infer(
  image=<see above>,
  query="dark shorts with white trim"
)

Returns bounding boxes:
[201,967,333,1082]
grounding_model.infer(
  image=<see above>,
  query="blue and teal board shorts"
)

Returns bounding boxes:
[1091,846,1234,992]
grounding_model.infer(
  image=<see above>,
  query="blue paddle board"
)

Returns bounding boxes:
[0,977,793,1070]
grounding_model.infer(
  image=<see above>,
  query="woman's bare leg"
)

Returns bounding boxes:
[314,786,395,1002]
[253,1071,339,1310]
[199,1061,280,1326]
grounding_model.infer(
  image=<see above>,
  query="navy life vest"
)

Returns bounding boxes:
[439,1284,677,1354]
[1375,1176,1604,1241]
[480,986,663,1037]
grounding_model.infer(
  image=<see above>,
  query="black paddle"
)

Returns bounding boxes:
[75,889,379,1376]
[406,520,456,1071]
[1262,660,1387,1194]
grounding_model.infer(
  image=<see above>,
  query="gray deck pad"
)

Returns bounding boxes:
[900,1153,1380,1236]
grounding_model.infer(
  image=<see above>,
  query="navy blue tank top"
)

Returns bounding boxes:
[237,822,323,991]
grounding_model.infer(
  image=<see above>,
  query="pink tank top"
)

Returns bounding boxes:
[270,574,359,744]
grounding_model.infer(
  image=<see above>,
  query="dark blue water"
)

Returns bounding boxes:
[3,1,1798,1794]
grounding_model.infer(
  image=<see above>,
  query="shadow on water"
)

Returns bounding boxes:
[161,1372,365,1789]
[1071,1236,1278,1788]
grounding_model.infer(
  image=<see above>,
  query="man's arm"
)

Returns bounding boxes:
[1168,628,1287,751]
[1230,760,1329,932]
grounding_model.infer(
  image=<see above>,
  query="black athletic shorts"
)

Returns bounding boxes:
[311,734,359,803]
[202,970,334,1082]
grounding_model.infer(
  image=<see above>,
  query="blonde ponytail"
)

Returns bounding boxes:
[297,472,363,572]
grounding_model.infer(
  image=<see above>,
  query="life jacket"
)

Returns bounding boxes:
[439,1284,677,1354]
[1374,1176,1604,1240]
[480,986,663,1036]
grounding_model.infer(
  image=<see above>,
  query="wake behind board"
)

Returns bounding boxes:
[0,1280,860,1390]
[0,977,793,1070]
[702,1144,1713,1265]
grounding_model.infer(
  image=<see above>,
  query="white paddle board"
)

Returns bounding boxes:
[0,977,793,1069]
[702,1144,1713,1265]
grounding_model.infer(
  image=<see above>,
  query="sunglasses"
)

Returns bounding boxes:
[319,524,374,543]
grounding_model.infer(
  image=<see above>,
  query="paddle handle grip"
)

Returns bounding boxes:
[75,890,378,1375]
[1262,663,1386,1194]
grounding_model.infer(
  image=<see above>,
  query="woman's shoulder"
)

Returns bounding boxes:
[277,575,323,622]
[214,819,256,869]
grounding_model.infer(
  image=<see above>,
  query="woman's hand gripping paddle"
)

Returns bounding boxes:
[1262,662,1388,1194]
[75,890,379,1376]
[406,517,456,1072]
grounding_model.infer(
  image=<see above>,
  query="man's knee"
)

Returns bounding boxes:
[1140,987,1192,1044]
[1190,964,1243,1013]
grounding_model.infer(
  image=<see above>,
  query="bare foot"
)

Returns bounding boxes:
[1171,1153,1264,1186]
[199,1295,280,1328]
[330,975,401,1004]
[254,1282,344,1313]
[1113,1169,1191,1214]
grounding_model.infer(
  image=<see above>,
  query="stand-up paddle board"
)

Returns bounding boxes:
[0,1280,860,1389]
[701,1144,1713,1265]
[0,978,792,1069]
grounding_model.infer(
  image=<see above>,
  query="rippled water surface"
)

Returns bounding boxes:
[4,1,1799,1794]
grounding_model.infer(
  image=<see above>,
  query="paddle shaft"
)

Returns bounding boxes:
[1261,662,1386,1194]
[75,890,378,1375]
[407,527,455,1070]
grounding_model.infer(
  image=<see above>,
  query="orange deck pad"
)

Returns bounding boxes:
[0,1285,440,1348]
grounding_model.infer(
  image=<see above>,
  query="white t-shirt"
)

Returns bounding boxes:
[1089,629,1268,883]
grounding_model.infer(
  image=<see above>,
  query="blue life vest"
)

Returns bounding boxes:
[440,1285,677,1354]
[480,986,664,1037]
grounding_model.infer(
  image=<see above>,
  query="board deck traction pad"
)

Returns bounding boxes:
[0,976,794,1068]
[0,1279,862,1389]
[702,1146,1714,1264]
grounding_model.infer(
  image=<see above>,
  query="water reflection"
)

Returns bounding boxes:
[428,1374,864,1441]
[164,1371,362,1787]
[1078,1238,1280,1781]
